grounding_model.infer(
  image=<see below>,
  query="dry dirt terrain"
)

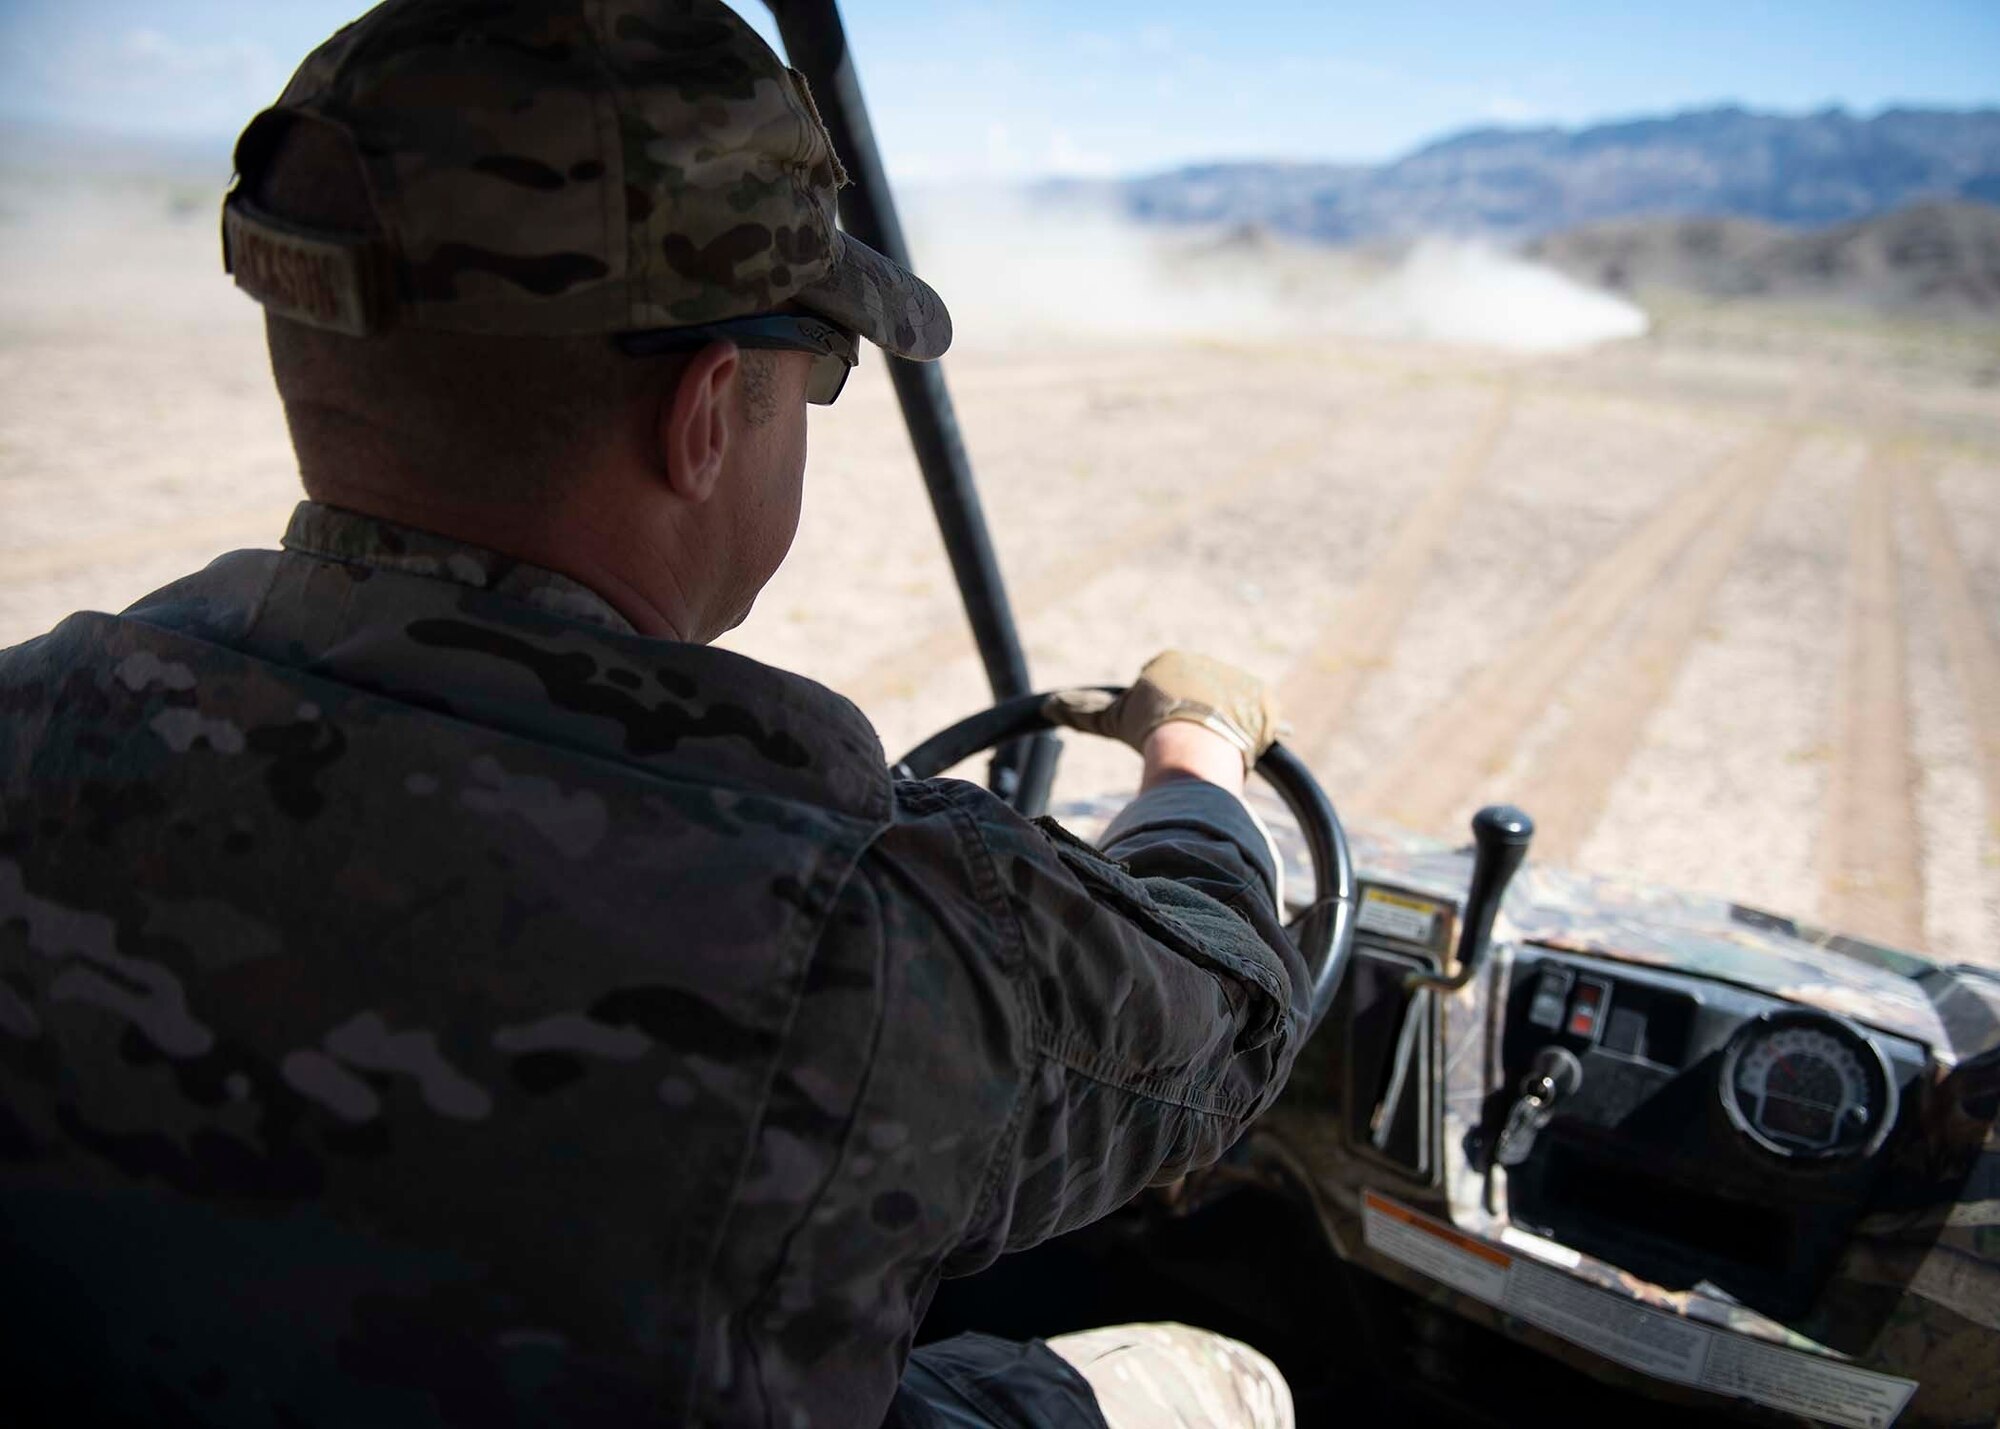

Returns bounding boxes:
[3,186,1997,970]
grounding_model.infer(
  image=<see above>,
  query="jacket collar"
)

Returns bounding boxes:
[282,501,637,635]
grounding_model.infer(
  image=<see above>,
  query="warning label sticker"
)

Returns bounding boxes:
[1358,888,1441,946]
[1364,1190,1510,1302]
[1362,1193,1917,1428]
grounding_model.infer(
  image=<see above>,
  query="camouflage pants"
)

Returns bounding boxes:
[1045,1323,1294,1429]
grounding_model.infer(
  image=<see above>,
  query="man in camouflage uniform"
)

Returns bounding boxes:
[0,3,1303,1425]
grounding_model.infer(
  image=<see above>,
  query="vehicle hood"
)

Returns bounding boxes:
[1348,823,1952,1054]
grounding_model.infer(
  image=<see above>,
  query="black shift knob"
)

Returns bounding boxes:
[1406,805,1536,991]
[1456,804,1535,979]
[1472,804,1535,856]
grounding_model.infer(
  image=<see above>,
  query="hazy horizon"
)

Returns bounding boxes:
[5,98,2000,191]
[2,0,1996,182]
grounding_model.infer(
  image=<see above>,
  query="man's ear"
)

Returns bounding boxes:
[657,340,739,503]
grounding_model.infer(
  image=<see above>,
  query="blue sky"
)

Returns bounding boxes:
[3,1,1996,178]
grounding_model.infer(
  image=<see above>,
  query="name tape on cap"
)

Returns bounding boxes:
[223,200,382,337]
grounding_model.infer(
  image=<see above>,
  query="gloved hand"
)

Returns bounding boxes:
[1044,650,1282,772]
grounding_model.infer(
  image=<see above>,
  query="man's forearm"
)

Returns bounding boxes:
[1107,722,1279,910]
[1138,719,1247,798]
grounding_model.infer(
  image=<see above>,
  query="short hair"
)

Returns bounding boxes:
[255,120,772,507]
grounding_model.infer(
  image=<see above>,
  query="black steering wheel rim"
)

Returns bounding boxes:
[891,690,1356,1034]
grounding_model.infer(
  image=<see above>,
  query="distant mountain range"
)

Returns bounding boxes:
[1052,106,2000,243]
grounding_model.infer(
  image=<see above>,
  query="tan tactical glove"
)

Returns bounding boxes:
[1044,650,1282,771]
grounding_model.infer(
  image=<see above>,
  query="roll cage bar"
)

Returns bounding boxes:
[765,0,1061,816]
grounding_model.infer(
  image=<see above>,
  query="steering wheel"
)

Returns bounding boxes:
[891,690,1357,1034]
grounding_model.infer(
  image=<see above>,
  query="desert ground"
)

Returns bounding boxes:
[3,179,1997,970]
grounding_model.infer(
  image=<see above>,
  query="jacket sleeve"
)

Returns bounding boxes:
[931,775,1310,1272]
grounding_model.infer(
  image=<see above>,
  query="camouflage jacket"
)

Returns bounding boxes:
[0,503,1304,1428]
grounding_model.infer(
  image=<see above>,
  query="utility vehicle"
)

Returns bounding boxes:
[767,5,2000,1424]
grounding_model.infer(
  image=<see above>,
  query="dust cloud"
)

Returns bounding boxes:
[901,189,1650,354]
[1325,238,1651,352]
[0,153,1648,357]
[0,139,233,331]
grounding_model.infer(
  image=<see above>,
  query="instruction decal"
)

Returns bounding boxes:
[1361,1192,1916,1428]
[1357,887,1442,946]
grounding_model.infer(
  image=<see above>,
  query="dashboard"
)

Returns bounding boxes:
[1260,837,1999,1422]
[1493,950,1928,1318]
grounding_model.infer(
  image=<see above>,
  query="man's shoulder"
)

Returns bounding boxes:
[2,602,898,957]
[2,547,896,826]
[0,609,181,741]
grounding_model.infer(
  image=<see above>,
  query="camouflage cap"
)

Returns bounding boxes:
[220,0,951,359]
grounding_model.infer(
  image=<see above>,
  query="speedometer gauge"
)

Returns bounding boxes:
[1733,1026,1865,1149]
[1718,1011,1898,1160]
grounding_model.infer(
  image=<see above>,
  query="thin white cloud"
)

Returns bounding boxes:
[1482,94,1549,124]
[31,25,287,136]
[120,29,278,81]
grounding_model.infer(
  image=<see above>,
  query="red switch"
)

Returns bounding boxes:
[1567,980,1607,1039]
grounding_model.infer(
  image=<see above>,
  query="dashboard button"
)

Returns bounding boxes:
[1602,1005,1648,1057]
[1527,967,1574,1030]
[1567,978,1610,1040]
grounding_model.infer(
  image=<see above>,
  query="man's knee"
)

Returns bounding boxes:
[1044,1322,1294,1429]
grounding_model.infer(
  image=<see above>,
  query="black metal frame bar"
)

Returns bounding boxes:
[766,0,1059,815]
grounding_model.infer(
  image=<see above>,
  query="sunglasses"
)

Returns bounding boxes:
[616,314,859,405]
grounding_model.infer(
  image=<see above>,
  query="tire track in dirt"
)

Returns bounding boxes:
[1278,377,1517,763]
[1351,426,1781,836]
[1820,449,1925,950]
[842,428,1326,708]
[1,506,293,585]
[1514,429,1798,864]
[1908,463,2000,862]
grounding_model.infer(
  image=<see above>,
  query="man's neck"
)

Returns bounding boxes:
[302,481,706,643]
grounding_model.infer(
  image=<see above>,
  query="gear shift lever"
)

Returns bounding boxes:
[1407,804,1534,993]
